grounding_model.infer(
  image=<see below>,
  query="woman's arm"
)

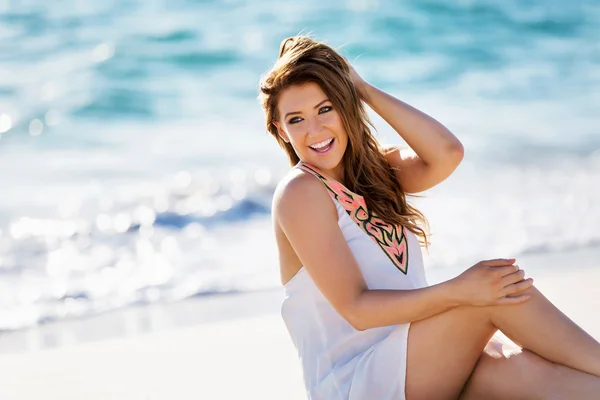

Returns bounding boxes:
[275,171,531,331]
[351,67,464,193]
[274,172,459,330]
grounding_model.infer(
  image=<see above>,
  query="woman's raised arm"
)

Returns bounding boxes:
[350,65,464,193]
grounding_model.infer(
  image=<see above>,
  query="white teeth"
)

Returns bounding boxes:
[310,138,333,150]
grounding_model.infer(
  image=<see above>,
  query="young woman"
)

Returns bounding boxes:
[258,35,600,400]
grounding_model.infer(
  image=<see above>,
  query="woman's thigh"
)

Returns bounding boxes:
[405,305,497,400]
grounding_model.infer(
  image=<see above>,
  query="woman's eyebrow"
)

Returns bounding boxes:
[284,99,330,119]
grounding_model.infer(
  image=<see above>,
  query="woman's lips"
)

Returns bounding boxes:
[310,138,335,155]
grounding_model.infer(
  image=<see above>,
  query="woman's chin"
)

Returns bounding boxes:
[311,155,344,175]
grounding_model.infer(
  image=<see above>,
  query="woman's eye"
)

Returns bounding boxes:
[288,106,332,124]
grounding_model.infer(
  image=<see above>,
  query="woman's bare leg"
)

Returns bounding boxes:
[460,346,600,399]
[405,285,600,400]
[405,303,495,399]
[489,286,600,377]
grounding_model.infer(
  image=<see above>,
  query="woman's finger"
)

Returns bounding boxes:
[500,269,526,287]
[501,278,534,297]
[495,294,531,306]
[482,258,516,268]
[492,264,520,278]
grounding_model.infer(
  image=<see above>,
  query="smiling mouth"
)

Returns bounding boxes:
[309,138,334,153]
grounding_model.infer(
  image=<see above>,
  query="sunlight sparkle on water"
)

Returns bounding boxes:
[0,114,11,133]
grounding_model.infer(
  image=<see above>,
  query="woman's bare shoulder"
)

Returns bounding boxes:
[272,168,332,217]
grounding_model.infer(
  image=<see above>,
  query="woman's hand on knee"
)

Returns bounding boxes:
[449,258,534,307]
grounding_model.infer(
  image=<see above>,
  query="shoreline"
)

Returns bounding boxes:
[0,244,598,355]
[0,287,285,355]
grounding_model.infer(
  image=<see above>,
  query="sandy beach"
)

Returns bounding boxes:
[0,246,598,399]
[0,313,305,400]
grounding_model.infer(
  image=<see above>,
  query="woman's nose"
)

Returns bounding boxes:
[307,118,323,136]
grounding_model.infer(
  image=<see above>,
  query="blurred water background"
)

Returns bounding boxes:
[0,0,598,340]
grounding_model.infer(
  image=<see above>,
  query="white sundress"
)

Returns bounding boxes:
[281,161,429,400]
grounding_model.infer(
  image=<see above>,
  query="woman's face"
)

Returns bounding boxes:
[274,82,348,181]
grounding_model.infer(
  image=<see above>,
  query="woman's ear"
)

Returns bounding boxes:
[273,121,290,143]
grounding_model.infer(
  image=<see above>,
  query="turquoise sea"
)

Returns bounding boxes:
[0,0,598,333]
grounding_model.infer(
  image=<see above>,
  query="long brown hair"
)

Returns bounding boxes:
[258,35,430,248]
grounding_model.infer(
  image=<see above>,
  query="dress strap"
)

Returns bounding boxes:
[296,162,409,274]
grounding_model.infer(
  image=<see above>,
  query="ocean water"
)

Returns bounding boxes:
[0,0,598,331]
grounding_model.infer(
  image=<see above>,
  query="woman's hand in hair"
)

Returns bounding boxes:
[348,63,369,100]
[449,258,534,307]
